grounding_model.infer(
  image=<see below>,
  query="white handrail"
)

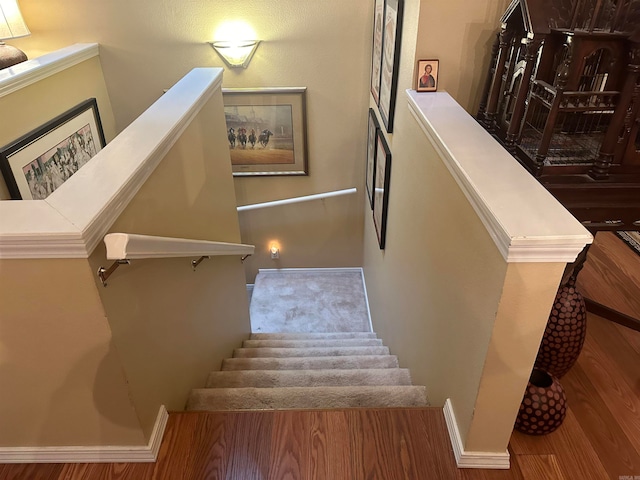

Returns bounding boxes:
[104,233,254,260]
[237,188,357,212]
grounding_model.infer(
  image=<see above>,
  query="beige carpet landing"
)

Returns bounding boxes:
[249,269,370,333]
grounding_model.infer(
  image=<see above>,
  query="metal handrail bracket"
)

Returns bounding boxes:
[97,259,130,287]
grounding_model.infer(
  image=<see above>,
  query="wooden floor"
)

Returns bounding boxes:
[577,231,640,320]
[2,232,640,479]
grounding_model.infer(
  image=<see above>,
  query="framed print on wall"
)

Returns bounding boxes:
[378,0,404,133]
[0,98,106,200]
[222,87,309,176]
[366,108,379,210]
[373,129,392,249]
[417,59,439,92]
[370,0,385,104]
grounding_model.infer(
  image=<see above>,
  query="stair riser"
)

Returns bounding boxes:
[206,369,413,388]
[243,339,383,348]
[187,386,429,411]
[233,346,390,358]
[222,355,399,371]
[250,332,377,340]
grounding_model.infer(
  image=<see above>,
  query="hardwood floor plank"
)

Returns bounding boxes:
[225,411,273,480]
[0,463,64,480]
[560,361,640,478]
[307,410,352,479]
[516,454,565,480]
[578,325,640,451]
[354,409,407,479]
[59,463,153,480]
[510,409,608,479]
[578,232,640,319]
[150,413,197,480]
[268,410,310,479]
[613,321,640,356]
[183,412,233,480]
[352,408,445,479]
[416,408,461,479]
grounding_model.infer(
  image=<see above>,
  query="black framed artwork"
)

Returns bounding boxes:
[0,98,106,200]
[378,0,404,133]
[373,128,392,249]
[370,0,385,105]
[366,108,379,209]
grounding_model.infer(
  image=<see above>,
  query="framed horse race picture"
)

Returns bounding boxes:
[0,98,106,200]
[222,87,309,176]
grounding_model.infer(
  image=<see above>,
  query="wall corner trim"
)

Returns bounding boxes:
[0,405,168,464]
[443,399,510,470]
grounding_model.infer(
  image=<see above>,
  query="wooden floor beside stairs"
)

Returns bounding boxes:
[2,232,640,479]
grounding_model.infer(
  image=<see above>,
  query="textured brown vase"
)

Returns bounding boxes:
[515,369,567,435]
[535,276,587,378]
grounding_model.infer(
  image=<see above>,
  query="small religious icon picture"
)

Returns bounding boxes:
[416,59,439,92]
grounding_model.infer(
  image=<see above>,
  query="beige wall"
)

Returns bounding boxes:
[363,91,508,440]
[0,259,144,447]
[465,262,565,452]
[0,81,250,446]
[87,90,251,440]
[0,56,116,199]
[416,0,509,113]
[363,0,566,455]
[12,0,372,282]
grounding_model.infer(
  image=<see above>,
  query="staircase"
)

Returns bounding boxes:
[186,269,428,411]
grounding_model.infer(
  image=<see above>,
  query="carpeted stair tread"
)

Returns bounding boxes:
[186,385,429,411]
[206,368,413,388]
[250,332,377,340]
[221,355,399,371]
[243,338,383,348]
[233,346,390,358]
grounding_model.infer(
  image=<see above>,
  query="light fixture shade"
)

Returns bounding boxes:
[210,40,260,68]
[0,0,30,40]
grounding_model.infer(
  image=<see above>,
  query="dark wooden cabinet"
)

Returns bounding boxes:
[478,0,640,231]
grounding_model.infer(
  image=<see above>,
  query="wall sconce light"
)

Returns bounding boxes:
[0,0,30,70]
[209,39,260,69]
[269,243,280,259]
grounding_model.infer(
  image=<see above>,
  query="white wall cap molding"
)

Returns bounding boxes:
[406,90,592,263]
[0,66,224,259]
[443,399,510,469]
[105,233,254,260]
[0,43,99,98]
[0,405,168,463]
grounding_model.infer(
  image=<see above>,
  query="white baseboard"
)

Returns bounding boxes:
[258,267,363,274]
[359,268,374,333]
[443,399,510,469]
[0,405,168,464]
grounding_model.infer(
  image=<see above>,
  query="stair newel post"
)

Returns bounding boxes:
[477,32,500,122]
[591,44,640,179]
[505,38,544,152]
[483,27,513,131]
